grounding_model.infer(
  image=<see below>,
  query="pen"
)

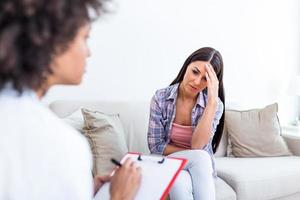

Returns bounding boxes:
[111,158,122,167]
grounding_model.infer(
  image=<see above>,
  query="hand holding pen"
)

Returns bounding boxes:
[111,158,122,167]
[109,158,142,200]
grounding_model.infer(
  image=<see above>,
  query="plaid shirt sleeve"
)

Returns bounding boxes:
[211,98,224,136]
[147,95,168,155]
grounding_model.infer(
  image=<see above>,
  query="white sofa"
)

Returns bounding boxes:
[49,100,300,200]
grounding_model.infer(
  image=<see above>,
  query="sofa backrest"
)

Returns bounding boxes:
[49,100,228,157]
[214,124,228,157]
[49,100,151,154]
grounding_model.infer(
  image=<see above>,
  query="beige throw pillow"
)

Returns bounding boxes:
[225,103,291,157]
[81,108,128,176]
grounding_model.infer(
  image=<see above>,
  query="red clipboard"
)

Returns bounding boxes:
[126,152,187,200]
[94,152,187,200]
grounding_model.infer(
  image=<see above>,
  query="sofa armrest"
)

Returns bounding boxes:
[282,134,300,156]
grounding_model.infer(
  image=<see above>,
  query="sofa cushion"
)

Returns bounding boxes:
[277,191,300,200]
[225,103,291,157]
[215,177,236,200]
[216,157,300,200]
[81,108,128,176]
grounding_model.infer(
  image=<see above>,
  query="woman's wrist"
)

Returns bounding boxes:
[207,99,217,110]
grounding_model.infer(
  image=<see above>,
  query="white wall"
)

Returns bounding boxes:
[43,0,300,124]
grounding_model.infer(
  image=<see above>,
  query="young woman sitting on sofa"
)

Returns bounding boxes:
[0,0,141,199]
[147,47,225,200]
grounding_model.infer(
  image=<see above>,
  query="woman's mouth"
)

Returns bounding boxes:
[189,85,198,92]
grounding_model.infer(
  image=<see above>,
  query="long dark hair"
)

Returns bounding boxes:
[170,47,225,153]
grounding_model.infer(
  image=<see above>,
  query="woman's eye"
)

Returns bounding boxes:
[202,77,207,81]
[192,70,198,75]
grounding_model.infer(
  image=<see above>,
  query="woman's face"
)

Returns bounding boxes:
[49,24,91,86]
[181,60,209,96]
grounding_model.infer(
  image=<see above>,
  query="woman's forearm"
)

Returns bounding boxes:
[191,103,217,149]
[163,144,187,156]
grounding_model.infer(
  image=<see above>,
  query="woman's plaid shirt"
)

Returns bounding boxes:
[147,83,224,177]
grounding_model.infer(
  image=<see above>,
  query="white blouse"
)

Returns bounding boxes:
[0,87,93,200]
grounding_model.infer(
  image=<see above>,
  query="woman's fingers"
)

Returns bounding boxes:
[206,71,215,95]
[205,64,219,101]
[205,65,214,87]
[209,64,217,76]
[123,157,133,167]
[206,64,218,83]
[206,72,211,89]
[122,157,140,171]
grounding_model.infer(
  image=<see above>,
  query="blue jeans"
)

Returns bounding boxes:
[169,150,215,200]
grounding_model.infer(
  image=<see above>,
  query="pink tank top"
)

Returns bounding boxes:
[170,122,193,149]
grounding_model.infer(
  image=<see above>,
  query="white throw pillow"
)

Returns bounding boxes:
[225,103,291,157]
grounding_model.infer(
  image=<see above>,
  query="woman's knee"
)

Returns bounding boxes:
[188,150,212,170]
[190,150,211,162]
[170,150,212,171]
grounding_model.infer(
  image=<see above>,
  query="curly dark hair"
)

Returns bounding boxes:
[0,0,106,93]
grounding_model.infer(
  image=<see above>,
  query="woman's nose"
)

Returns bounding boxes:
[194,76,202,85]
